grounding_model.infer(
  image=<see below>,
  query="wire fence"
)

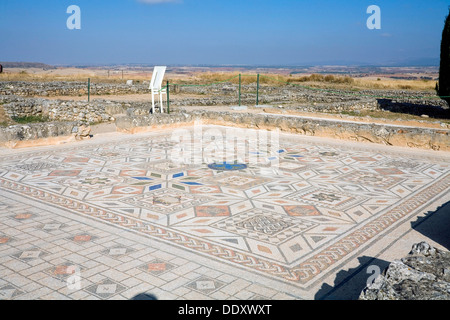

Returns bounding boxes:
[83,73,447,114]
[152,73,447,113]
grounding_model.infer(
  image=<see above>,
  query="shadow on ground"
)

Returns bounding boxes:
[314,256,390,300]
[315,201,450,300]
[411,200,450,251]
[377,99,450,119]
[130,293,158,300]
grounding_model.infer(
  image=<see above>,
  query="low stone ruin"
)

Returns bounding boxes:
[0,81,448,149]
[0,81,149,97]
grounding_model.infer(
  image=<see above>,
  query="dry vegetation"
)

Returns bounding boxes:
[0,69,152,84]
[190,72,436,91]
[0,68,437,92]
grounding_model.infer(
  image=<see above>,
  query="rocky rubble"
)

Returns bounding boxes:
[0,121,77,143]
[176,83,380,111]
[1,81,447,117]
[359,242,450,300]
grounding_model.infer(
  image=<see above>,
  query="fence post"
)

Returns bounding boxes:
[88,78,90,102]
[166,81,170,114]
[256,74,260,106]
[239,74,241,106]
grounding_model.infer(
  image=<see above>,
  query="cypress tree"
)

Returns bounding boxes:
[438,7,450,108]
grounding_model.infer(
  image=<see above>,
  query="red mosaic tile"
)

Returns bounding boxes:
[53,265,76,275]
[14,213,32,220]
[0,237,10,244]
[147,263,166,272]
[73,235,92,242]
[49,170,81,177]
[63,157,89,163]
[284,205,321,216]
[195,206,230,217]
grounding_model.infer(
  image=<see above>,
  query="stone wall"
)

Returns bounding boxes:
[2,81,447,118]
[0,95,149,123]
[0,81,149,97]
[0,85,448,150]
[115,110,450,151]
[1,107,449,150]
[0,121,91,148]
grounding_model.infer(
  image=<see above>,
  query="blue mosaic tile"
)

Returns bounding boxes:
[172,173,184,178]
[207,162,248,171]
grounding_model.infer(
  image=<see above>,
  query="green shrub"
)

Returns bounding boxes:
[12,115,49,124]
[438,7,450,109]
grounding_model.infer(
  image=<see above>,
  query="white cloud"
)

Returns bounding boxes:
[137,0,182,4]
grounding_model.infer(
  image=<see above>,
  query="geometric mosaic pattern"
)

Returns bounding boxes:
[0,125,448,289]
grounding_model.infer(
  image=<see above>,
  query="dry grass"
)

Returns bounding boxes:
[189,72,355,86]
[353,78,435,91]
[0,69,438,92]
[0,69,158,84]
[191,72,436,91]
[0,71,114,83]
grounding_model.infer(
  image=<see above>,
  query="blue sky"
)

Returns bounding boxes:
[0,0,449,66]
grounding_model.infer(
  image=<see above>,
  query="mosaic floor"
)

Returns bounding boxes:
[0,125,449,300]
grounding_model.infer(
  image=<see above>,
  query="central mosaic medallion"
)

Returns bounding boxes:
[207,162,248,171]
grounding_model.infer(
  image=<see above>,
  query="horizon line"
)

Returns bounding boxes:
[0,61,440,69]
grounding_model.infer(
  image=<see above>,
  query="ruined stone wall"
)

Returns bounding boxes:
[1,81,447,117]
[0,121,91,148]
[0,95,149,123]
[0,81,149,97]
[0,82,448,150]
[115,110,450,151]
[1,107,449,150]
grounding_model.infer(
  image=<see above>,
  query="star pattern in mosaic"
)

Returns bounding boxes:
[0,284,25,300]
[185,276,226,295]
[0,126,448,287]
[85,278,127,299]
[138,259,177,275]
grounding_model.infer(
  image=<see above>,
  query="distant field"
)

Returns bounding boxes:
[0,66,438,92]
